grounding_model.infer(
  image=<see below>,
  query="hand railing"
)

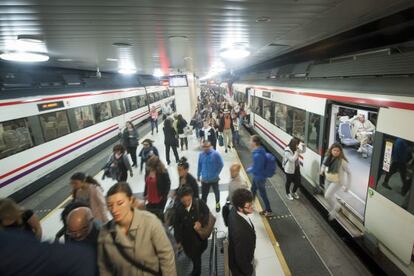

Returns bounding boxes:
[209,227,218,276]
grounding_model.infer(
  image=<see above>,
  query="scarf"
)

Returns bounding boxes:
[324,156,341,174]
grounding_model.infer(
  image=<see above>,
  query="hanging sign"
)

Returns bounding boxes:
[382,141,393,172]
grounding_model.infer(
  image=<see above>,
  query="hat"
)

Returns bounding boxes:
[141,138,154,144]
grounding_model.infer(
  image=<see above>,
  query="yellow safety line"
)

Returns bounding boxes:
[40,194,72,222]
[236,151,292,276]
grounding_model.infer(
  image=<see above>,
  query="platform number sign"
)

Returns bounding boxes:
[382,141,393,172]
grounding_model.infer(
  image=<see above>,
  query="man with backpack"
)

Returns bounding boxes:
[247,135,274,217]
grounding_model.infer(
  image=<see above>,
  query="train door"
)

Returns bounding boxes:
[245,87,255,127]
[325,103,378,220]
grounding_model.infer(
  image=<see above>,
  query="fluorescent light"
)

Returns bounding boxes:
[0,52,49,62]
[153,68,163,78]
[106,58,118,61]
[57,58,73,62]
[118,68,136,75]
[17,35,44,44]
[220,46,250,60]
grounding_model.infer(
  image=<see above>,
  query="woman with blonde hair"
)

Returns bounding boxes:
[0,198,42,240]
[320,143,352,220]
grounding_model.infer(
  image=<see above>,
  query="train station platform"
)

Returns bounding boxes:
[35,118,286,275]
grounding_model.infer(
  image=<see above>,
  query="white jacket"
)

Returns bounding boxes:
[283,146,305,174]
[320,158,351,188]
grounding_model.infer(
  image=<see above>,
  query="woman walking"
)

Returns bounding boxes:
[107,144,133,182]
[144,156,171,221]
[98,182,176,276]
[163,118,180,165]
[283,138,306,200]
[177,114,189,150]
[122,121,139,167]
[138,139,159,173]
[70,172,109,223]
[320,143,351,220]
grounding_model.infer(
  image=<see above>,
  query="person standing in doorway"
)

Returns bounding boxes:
[122,121,139,167]
[228,188,256,276]
[150,106,159,135]
[247,135,273,217]
[283,138,305,201]
[320,143,351,220]
[197,140,224,212]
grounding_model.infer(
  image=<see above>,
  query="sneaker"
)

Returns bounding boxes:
[259,211,273,217]
[225,149,228,153]
[293,192,300,199]
[357,147,363,153]
[286,194,294,201]
[216,203,221,212]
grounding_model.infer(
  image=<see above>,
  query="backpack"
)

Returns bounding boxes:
[264,152,277,178]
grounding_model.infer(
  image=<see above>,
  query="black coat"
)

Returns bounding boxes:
[228,208,256,276]
[122,128,139,148]
[177,118,187,135]
[174,199,209,258]
[163,126,179,147]
[199,127,216,145]
[219,116,234,132]
[177,173,199,198]
[143,171,171,199]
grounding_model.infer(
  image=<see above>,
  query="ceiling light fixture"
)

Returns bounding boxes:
[17,35,44,44]
[220,46,250,60]
[106,58,118,61]
[112,42,132,48]
[168,35,188,40]
[0,52,49,62]
[57,58,73,62]
[153,68,163,78]
[118,67,136,75]
[256,16,271,23]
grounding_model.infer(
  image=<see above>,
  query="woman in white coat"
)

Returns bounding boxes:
[320,143,351,220]
[283,138,306,200]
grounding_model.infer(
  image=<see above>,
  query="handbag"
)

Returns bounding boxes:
[218,134,224,147]
[325,168,339,183]
[109,231,162,276]
[184,126,193,136]
[222,201,231,227]
[194,199,216,240]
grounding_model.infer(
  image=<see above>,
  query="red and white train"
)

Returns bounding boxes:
[226,78,414,275]
[0,85,174,201]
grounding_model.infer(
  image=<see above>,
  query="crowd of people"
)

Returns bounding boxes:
[0,87,354,276]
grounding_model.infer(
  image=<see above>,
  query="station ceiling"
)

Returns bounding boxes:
[0,0,413,77]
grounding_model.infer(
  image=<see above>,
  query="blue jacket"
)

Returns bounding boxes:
[197,149,224,182]
[247,146,267,181]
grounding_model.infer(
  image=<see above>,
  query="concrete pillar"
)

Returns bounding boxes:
[173,73,199,121]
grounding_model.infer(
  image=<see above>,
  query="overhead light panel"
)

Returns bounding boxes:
[112,42,132,48]
[118,67,136,75]
[57,58,73,62]
[106,58,118,62]
[17,34,44,44]
[220,45,250,60]
[256,16,271,23]
[0,52,49,62]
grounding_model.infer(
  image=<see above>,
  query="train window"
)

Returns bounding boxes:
[0,118,34,159]
[163,90,169,98]
[253,97,263,117]
[112,99,126,116]
[262,99,275,123]
[289,107,306,141]
[307,113,321,152]
[138,95,147,107]
[128,97,139,111]
[375,135,414,215]
[147,94,155,104]
[40,111,71,142]
[93,102,113,123]
[275,103,288,131]
[73,106,95,130]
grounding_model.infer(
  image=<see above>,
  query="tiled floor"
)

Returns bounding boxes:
[40,121,285,275]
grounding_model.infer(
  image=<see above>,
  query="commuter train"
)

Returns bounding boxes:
[0,86,174,200]
[225,78,414,275]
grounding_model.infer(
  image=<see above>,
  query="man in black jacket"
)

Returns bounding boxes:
[228,188,256,276]
[174,186,209,276]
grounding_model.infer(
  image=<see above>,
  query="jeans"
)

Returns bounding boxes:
[151,119,158,134]
[201,181,220,204]
[180,137,188,150]
[223,129,233,149]
[127,146,137,166]
[324,181,342,216]
[251,178,271,212]
[233,130,240,145]
[165,145,179,164]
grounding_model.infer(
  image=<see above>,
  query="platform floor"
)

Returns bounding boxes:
[37,120,285,276]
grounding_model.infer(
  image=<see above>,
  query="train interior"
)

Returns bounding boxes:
[328,104,378,219]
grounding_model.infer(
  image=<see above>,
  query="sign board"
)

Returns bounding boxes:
[382,141,393,172]
[168,75,188,87]
[37,101,64,112]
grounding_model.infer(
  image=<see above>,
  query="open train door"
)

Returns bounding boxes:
[324,102,379,224]
[245,87,255,127]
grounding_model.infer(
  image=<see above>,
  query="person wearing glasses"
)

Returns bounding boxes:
[228,188,256,276]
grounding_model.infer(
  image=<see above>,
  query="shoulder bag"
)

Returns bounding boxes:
[109,231,162,276]
[194,199,216,240]
[324,168,339,183]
